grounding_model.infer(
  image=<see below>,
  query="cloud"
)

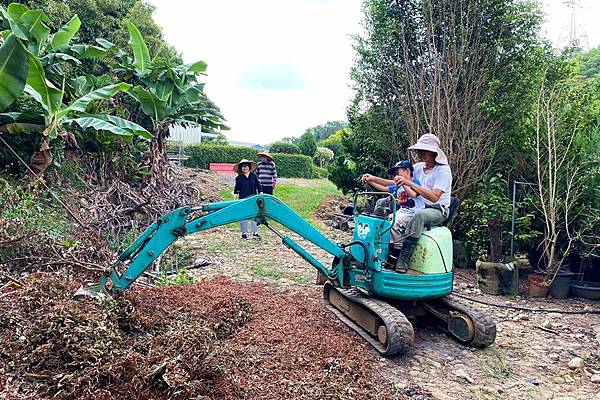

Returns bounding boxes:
[237,62,306,91]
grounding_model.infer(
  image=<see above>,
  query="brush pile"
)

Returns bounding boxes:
[0,275,428,400]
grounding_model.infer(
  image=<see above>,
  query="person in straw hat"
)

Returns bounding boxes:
[390,133,452,272]
[233,159,262,239]
[256,151,277,195]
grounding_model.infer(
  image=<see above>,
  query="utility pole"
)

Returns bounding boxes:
[563,0,588,49]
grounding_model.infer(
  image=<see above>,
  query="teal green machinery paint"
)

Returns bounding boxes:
[83,194,452,300]
[78,193,496,356]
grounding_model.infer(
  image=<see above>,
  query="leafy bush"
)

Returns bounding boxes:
[297,132,317,157]
[0,179,68,239]
[327,157,360,194]
[183,144,314,178]
[453,174,541,262]
[314,147,334,167]
[312,165,328,178]
[269,141,301,154]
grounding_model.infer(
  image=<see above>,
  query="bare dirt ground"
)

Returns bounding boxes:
[177,171,600,400]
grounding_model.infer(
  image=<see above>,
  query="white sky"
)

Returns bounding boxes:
[147,0,600,146]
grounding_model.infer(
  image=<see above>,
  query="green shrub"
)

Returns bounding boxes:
[183,144,314,178]
[327,156,360,194]
[312,165,328,178]
[269,141,301,154]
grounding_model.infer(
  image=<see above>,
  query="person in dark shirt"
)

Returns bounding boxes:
[233,159,262,239]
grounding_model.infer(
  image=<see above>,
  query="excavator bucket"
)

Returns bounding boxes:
[73,280,109,300]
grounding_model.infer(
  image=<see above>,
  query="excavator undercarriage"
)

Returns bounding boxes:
[323,282,496,356]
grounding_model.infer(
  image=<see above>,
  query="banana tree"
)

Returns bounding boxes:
[0,3,152,175]
[0,33,28,110]
[118,21,227,186]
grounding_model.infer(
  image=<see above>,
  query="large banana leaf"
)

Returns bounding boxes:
[0,111,41,122]
[131,85,167,121]
[0,7,27,40]
[66,116,134,139]
[20,9,50,54]
[69,44,109,59]
[0,122,44,134]
[24,52,62,117]
[6,3,27,20]
[126,21,150,74]
[71,114,152,139]
[60,82,131,117]
[51,15,81,49]
[179,60,207,75]
[0,34,28,110]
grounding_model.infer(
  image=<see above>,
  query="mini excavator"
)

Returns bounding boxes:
[77,193,496,356]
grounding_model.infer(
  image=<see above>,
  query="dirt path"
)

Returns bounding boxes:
[179,171,600,400]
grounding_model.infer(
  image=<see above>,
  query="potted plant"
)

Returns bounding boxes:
[471,176,517,295]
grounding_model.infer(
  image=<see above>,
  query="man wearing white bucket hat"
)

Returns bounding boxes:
[391,133,452,272]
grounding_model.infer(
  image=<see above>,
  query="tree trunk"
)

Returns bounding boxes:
[488,218,503,263]
[29,139,53,177]
[148,125,172,188]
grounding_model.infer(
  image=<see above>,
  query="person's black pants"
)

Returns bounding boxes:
[262,186,274,195]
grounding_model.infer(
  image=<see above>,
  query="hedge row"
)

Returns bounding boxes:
[181,144,316,178]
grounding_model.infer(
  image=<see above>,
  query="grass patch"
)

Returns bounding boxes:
[290,275,312,285]
[483,348,513,379]
[0,179,69,239]
[249,266,285,280]
[220,178,343,226]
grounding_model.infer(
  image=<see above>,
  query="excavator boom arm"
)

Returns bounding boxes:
[83,195,352,296]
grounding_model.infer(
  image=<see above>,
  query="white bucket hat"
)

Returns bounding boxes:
[407,134,448,165]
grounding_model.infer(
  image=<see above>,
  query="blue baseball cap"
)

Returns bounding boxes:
[387,160,414,176]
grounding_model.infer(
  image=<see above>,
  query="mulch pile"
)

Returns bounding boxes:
[0,274,424,400]
[313,195,354,231]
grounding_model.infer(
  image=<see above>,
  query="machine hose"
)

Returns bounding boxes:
[451,292,600,314]
[342,241,369,266]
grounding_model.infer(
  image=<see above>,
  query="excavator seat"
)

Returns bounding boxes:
[425,196,460,230]
[442,196,460,227]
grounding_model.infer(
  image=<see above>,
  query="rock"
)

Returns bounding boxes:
[194,258,209,267]
[565,375,575,384]
[554,377,566,384]
[549,353,560,362]
[413,354,427,365]
[518,313,529,321]
[502,381,519,389]
[454,368,475,384]
[592,374,600,384]
[568,357,584,370]
[542,319,552,328]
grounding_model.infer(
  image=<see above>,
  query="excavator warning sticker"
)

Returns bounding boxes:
[357,222,370,239]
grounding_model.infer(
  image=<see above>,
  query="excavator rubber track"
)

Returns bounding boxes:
[421,297,496,348]
[323,282,414,356]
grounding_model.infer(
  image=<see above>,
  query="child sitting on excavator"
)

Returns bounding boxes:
[361,160,424,270]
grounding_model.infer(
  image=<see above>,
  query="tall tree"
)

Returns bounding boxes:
[2,0,180,62]
[350,0,544,196]
[304,120,348,142]
[297,132,317,158]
